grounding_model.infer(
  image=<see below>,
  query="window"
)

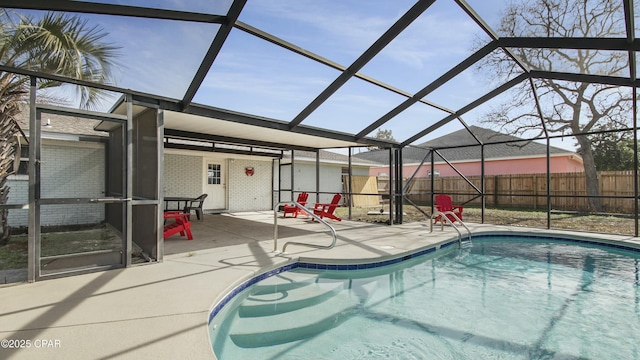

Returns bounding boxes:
[208,163,221,185]
[9,144,28,176]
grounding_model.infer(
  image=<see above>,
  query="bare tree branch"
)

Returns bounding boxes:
[476,0,630,211]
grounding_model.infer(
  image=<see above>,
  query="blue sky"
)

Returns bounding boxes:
[23,0,585,151]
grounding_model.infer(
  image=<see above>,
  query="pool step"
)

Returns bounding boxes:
[230,288,357,348]
[239,280,344,317]
[229,279,378,348]
[249,271,319,295]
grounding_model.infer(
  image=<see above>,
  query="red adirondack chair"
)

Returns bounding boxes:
[434,194,463,224]
[283,192,309,218]
[313,193,342,221]
[163,211,193,240]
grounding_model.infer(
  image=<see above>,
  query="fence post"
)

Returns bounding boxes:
[533,174,537,210]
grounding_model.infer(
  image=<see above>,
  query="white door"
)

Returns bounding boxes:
[203,159,226,210]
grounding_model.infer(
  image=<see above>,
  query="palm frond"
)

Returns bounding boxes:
[6,12,120,109]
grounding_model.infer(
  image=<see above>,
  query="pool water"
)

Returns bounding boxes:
[210,237,640,359]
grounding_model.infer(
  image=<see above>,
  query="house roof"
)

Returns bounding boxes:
[16,108,108,138]
[353,126,578,165]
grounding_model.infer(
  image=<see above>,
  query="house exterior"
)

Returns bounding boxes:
[7,111,372,228]
[356,126,584,177]
[8,114,108,229]
[161,148,372,213]
[162,150,275,213]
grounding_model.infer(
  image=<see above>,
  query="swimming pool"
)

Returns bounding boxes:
[209,235,640,359]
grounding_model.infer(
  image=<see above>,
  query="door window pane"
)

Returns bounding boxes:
[208,164,221,185]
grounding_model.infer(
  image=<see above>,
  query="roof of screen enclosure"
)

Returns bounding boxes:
[2,0,640,152]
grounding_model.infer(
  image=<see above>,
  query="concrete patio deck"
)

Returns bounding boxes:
[1,211,638,360]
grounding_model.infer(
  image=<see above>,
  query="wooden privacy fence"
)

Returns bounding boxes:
[342,175,380,207]
[375,171,639,214]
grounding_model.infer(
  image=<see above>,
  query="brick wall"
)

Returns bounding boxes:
[163,153,202,197]
[164,153,275,212]
[6,179,27,228]
[7,141,106,227]
[8,146,379,226]
[228,159,273,212]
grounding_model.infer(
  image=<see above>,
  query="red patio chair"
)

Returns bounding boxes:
[163,211,193,240]
[313,193,342,221]
[434,194,463,224]
[283,192,309,218]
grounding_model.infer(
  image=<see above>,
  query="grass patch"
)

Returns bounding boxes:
[336,206,636,235]
[0,236,28,271]
[0,227,121,271]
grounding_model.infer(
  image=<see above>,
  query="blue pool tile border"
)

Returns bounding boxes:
[208,234,640,324]
[208,242,450,324]
[296,245,439,270]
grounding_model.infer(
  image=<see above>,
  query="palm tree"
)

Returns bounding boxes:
[0,11,119,245]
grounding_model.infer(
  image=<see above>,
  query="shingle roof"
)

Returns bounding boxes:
[16,108,108,137]
[354,126,577,164]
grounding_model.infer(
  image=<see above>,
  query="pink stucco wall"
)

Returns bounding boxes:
[369,155,584,177]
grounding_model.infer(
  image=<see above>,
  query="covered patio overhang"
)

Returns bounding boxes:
[109,98,388,151]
